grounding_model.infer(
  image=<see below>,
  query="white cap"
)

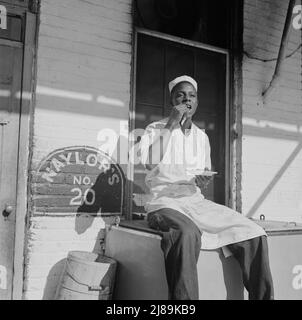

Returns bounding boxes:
[168,75,198,93]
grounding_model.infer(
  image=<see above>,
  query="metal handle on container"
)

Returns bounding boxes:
[260,214,265,221]
[88,285,109,292]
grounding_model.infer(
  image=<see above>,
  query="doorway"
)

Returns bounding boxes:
[130,30,229,215]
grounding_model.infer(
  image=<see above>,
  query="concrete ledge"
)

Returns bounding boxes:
[122,217,302,236]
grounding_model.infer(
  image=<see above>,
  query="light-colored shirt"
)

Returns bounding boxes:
[140,117,211,189]
[139,117,266,250]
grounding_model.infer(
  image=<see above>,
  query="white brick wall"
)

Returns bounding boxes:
[24,0,133,300]
[242,0,302,222]
[32,0,132,169]
[23,216,115,300]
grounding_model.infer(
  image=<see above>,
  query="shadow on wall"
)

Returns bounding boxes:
[41,136,146,300]
[41,171,122,300]
[35,85,129,119]
[42,259,67,300]
[73,134,146,235]
[74,166,125,235]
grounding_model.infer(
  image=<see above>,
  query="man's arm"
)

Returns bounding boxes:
[195,133,212,189]
[205,134,212,170]
[140,104,189,170]
[140,122,174,171]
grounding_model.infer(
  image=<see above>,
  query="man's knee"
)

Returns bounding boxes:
[148,208,201,240]
[178,223,199,236]
[249,235,268,251]
[147,212,170,231]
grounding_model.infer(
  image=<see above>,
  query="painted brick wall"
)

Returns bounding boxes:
[24,0,133,300]
[23,216,117,300]
[242,0,302,222]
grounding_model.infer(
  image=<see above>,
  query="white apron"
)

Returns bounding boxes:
[139,118,266,250]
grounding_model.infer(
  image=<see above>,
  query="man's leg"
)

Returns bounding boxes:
[147,208,202,300]
[227,236,274,300]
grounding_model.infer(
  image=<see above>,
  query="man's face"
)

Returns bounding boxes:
[170,82,198,118]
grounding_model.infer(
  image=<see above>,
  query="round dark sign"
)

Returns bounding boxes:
[33,146,125,215]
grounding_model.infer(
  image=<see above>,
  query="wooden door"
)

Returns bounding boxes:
[0,13,24,300]
[132,32,228,214]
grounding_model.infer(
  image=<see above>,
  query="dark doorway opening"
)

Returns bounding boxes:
[131,32,228,215]
[134,0,232,49]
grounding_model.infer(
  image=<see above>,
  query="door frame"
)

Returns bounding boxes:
[126,27,231,219]
[228,0,244,213]
[10,11,37,300]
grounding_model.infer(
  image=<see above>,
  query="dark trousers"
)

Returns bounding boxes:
[147,208,274,300]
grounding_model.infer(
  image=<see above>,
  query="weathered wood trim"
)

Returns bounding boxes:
[0,1,29,9]
[136,27,229,54]
[0,39,23,48]
[225,52,231,206]
[28,0,40,14]
[125,10,137,220]
[229,0,244,212]
[12,11,37,300]
[0,3,27,15]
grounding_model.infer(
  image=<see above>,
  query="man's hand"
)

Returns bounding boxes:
[195,168,213,189]
[166,104,191,130]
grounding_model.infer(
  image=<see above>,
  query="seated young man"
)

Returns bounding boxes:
[138,75,274,300]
